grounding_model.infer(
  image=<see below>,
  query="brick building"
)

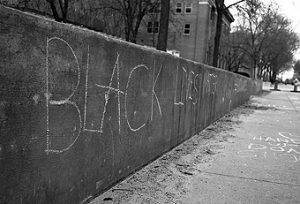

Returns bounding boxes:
[137,0,234,66]
[0,0,233,67]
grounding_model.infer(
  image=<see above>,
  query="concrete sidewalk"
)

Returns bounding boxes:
[90,83,300,204]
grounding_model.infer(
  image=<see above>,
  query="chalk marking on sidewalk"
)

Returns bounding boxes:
[238,132,300,163]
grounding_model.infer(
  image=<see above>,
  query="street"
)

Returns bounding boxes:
[90,83,300,204]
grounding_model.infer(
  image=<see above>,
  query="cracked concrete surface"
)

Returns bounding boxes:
[89,83,300,204]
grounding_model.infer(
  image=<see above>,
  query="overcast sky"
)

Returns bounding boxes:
[225,0,300,60]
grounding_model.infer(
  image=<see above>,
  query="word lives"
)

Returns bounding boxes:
[238,132,300,163]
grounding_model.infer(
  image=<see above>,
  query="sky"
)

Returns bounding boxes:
[225,0,300,60]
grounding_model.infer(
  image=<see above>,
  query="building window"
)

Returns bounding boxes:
[185,3,192,13]
[184,24,191,35]
[147,21,159,33]
[176,2,183,13]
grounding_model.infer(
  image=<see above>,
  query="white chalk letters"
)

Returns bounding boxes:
[238,132,300,162]
[45,37,170,154]
[45,37,82,154]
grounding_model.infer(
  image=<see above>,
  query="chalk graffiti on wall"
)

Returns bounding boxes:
[124,64,149,132]
[174,66,186,106]
[45,37,209,154]
[193,73,199,105]
[151,63,163,121]
[45,37,83,154]
[209,73,218,95]
[234,77,247,94]
[202,72,218,97]
[173,66,201,107]
[237,132,300,162]
[95,53,124,133]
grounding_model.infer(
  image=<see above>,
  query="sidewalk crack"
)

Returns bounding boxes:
[199,170,300,187]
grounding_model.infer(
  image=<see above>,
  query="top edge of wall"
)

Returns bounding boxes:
[0,4,257,80]
[0,5,170,55]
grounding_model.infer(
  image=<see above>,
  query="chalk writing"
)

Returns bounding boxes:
[83,45,101,133]
[234,78,247,94]
[44,37,174,154]
[181,67,187,104]
[174,66,201,106]
[238,132,300,162]
[45,37,82,154]
[43,36,238,154]
[125,64,149,132]
[174,66,186,106]
[192,74,199,105]
[202,72,218,96]
[95,54,124,133]
[209,73,218,95]
[151,63,163,121]
[203,72,210,94]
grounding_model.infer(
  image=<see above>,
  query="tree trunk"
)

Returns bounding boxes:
[130,33,137,43]
[252,59,256,79]
[47,0,61,21]
[258,66,263,80]
[269,68,273,83]
[125,26,130,41]
[212,3,223,67]
[212,0,246,68]
[156,0,170,51]
[131,8,144,44]
[125,18,132,41]
[62,0,69,22]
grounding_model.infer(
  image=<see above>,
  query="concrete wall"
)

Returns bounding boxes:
[0,5,262,204]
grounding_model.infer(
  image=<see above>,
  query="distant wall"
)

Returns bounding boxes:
[0,5,262,204]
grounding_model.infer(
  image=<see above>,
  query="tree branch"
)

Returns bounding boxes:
[226,0,245,9]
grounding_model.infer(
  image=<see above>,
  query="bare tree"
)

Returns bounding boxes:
[264,26,299,81]
[0,0,50,16]
[228,1,300,79]
[95,0,160,43]
[156,0,170,51]
[0,0,32,10]
[221,31,246,72]
[46,0,70,22]
[232,0,272,77]
[212,0,246,68]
